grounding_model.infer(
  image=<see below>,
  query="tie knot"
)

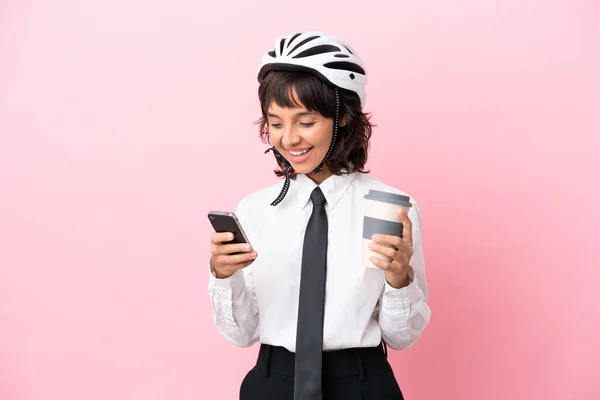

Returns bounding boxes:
[310,187,326,206]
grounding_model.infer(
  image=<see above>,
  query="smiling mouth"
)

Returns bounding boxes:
[285,147,314,164]
[288,148,312,156]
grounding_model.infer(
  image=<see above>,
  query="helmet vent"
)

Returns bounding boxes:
[279,38,285,55]
[323,61,366,75]
[287,33,302,48]
[293,45,341,59]
[288,35,320,55]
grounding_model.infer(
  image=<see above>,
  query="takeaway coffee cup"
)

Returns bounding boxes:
[362,190,413,269]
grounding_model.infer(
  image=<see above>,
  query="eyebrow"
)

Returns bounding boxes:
[267,111,316,119]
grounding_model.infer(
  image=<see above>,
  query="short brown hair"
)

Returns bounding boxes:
[257,70,373,178]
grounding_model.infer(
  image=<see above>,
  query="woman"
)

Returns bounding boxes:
[208,31,431,400]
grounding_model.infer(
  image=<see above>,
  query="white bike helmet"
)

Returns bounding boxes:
[258,31,368,206]
[257,31,368,107]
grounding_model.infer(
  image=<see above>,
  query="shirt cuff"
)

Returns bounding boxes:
[383,267,423,305]
[209,264,246,299]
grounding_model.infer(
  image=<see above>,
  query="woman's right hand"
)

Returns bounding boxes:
[210,232,258,279]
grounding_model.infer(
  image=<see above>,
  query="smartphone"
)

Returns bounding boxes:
[207,211,250,249]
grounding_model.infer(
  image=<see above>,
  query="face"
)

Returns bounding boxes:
[267,90,334,184]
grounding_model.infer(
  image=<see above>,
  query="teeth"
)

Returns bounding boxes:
[290,149,310,156]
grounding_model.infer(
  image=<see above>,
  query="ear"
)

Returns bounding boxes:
[339,116,349,127]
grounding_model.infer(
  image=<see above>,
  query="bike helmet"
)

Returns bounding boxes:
[258,31,368,206]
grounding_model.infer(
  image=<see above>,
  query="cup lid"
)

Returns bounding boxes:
[364,189,412,207]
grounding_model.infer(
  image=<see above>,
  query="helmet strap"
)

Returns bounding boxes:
[311,88,340,174]
[265,147,294,206]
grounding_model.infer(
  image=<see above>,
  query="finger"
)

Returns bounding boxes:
[370,257,410,277]
[368,243,397,260]
[216,251,258,265]
[213,242,253,256]
[398,209,413,246]
[369,242,411,265]
[370,236,413,263]
[211,232,234,244]
[221,260,255,272]
[369,256,392,270]
[371,234,403,249]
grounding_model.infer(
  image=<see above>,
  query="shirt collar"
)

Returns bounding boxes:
[291,172,358,211]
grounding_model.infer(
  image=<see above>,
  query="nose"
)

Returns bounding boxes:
[281,125,301,148]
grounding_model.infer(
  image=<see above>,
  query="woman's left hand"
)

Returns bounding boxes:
[368,208,414,289]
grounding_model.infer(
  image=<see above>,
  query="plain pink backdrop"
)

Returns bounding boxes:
[1,0,599,399]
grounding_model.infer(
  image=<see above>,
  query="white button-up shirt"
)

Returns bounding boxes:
[208,172,431,351]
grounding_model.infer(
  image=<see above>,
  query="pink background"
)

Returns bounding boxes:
[1,0,599,399]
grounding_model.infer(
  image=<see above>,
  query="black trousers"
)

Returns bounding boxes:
[239,343,404,400]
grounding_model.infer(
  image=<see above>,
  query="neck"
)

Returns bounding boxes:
[307,166,333,185]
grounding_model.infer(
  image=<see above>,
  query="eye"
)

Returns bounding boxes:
[270,123,282,129]
[300,122,316,128]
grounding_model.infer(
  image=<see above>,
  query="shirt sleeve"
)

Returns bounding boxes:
[207,198,260,347]
[374,201,431,350]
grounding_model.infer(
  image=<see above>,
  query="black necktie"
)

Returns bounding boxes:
[294,187,328,400]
